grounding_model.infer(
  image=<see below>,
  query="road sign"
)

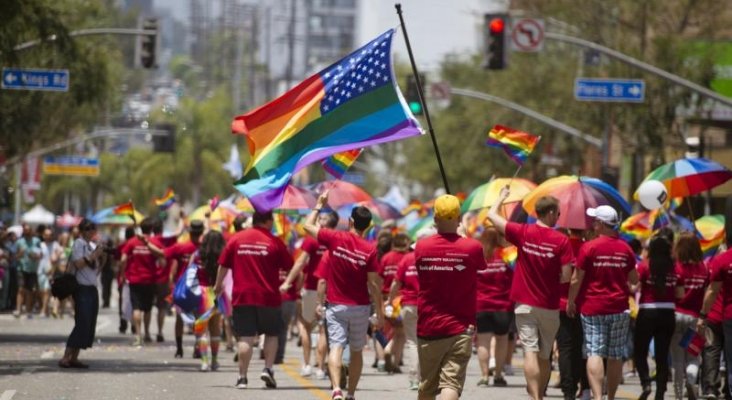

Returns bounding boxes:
[42,156,99,177]
[1,68,69,92]
[511,18,545,52]
[574,78,645,103]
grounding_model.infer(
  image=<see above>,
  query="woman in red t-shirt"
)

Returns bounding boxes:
[475,227,514,388]
[194,231,226,372]
[633,233,684,400]
[670,232,708,399]
[381,233,410,373]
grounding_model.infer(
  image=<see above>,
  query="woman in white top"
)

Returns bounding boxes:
[38,228,61,317]
[59,219,107,369]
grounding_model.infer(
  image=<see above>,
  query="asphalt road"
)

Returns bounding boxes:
[0,306,653,400]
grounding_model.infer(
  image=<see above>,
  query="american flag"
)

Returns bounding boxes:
[319,29,394,115]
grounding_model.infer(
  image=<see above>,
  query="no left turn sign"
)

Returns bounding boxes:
[511,18,545,52]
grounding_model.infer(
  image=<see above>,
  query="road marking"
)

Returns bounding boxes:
[95,315,111,332]
[280,359,331,400]
[0,390,16,400]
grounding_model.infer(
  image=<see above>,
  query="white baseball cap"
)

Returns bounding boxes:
[586,205,619,226]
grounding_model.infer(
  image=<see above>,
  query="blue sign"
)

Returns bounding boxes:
[574,78,645,103]
[2,68,69,92]
[43,156,99,176]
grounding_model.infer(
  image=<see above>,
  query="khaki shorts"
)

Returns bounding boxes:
[515,303,560,360]
[300,289,319,324]
[418,334,472,397]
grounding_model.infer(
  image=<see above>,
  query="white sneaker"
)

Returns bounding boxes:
[581,389,591,400]
[300,364,313,377]
[200,363,210,372]
[503,364,514,376]
[315,369,327,380]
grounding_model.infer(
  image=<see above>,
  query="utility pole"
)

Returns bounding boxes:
[285,0,297,88]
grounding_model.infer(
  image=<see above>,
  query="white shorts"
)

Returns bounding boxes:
[325,304,371,351]
[301,289,319,324]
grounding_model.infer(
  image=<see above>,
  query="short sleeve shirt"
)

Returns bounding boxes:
[504,222,573,310]
[395,252,418,306]
[476,248,513,312]
[71,238,100,286]
[415,233,484,338]
[164,241,199,282]
[16,236,41,273]
[316,229,378,306]
[379,250,407,294]
[217,227,293,307]
[122,236,162,285]
[710,249,732,320]
[575,235,635,316]
[299,237,327,291]
[675,261,709,317]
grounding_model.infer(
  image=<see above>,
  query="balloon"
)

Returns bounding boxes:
[638,180,668,210]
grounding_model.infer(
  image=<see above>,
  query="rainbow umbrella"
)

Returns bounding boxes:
[637,157,732,198]
[696,215,726,260]
[358,199,402,220]
[521,175,631,230]
[313,180,372,208]
[462,177,536,213]
[91,207,145,226]
[189,204,239,230]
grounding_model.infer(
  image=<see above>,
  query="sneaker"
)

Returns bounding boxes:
[12,311,20,319]
[300,364,313,377]
[235,377,248,389]
[315,369,327,380]
[477,378,490,387]
[143,335,153,343]
[331,389,344,400]
[261,368,277,388]
[156,334,164,343]
[211,360,220,371]
[409,381,419,391]
[132,336,142,347]
[494,376,507,387]
[200,362,210,372]
[503,364,514,376]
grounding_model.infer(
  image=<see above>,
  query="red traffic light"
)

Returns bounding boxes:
[489,18,505,34]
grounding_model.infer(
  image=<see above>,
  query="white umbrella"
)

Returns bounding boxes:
[21,204,55,225]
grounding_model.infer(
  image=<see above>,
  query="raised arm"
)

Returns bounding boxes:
[303,191,329,238]
[487,186,510,235]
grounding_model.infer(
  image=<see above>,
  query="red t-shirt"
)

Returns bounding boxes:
[300,237,326,291]
[123,236,163,285]
[505,222,573,310]
[217,227,293,307]
[395,252,418,306]
[560,236,585,312]
[675,261,709,317]
[379,250,407,294]
[316,229,378,306]
[575,235,635,316]
[710,249,732,320]
[637,261,679,306]
[476,248,513,312]
[163,241,200,283]
[415,233,484,338]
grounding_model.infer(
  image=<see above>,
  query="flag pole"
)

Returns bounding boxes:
[395,3,451,194]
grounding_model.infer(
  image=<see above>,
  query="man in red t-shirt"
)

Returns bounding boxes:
[120,218,164,346]
[488,187,573,400]
[213,211,293,390]
[145,220,204,358]
[567,206,638,400]
[303,191,384,400]
[415,194,484,400]
[280,210,338,377]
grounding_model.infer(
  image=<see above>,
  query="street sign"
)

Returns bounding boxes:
[511,18,545,52]
[42,156,99,177]
[1,68,69,92]
[574,78,645,103]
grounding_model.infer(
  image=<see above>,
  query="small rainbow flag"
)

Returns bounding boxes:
[154,189,176,210]
[500,245,518,269]
[322,148,363,179]
[209,195,220,212]
[401,200,427,217]
[486,125,541,166]
[113,201,136,222]
[620,213,652,242]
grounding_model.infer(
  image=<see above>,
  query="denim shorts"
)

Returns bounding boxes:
[581,312,630,359]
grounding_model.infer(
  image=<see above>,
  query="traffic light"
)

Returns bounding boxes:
[484,13,508,70]
[153,123,176,153]
[405,74,425,116]
[139,18,158,69]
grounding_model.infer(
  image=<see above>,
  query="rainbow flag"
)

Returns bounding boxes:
[113,201,136,222]
[620,213,652,242]
[500,245,518,269]
[486,125,541,166]
[322,148,363,179]
[154,189,176,210]
[231,29,422,212]
[401,200,426,217]
[696,215,726,260]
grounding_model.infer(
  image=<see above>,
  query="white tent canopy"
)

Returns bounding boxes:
[21,204,55,225]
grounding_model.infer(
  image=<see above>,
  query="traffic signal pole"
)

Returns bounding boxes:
[11,28,157,52]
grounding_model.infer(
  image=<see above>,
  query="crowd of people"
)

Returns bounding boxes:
[1,186,731,400]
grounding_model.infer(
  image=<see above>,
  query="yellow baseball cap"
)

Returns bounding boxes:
[434,194,461,220]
